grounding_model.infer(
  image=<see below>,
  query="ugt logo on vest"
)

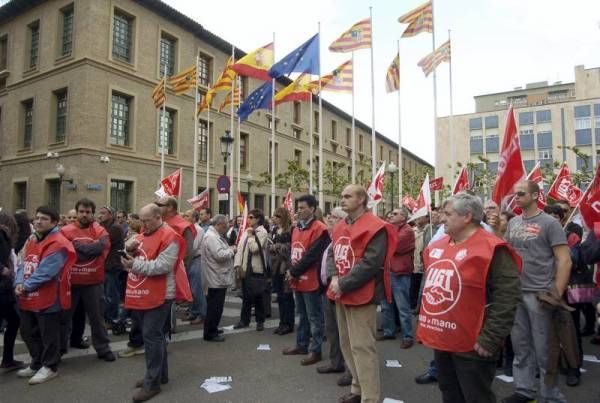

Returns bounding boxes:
[333,236,355,276]
[127,244,148,289]
[422,259,462,316]
[291,241,306,265]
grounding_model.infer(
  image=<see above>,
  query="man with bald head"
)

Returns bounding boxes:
[327,185,396,403]
[121,203,185,402]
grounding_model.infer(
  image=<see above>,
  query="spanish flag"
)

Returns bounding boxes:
[231,43,274,82]
[273,73,312,105]
[197,89,214,116]
[237,191,245,214]
[212,57,236,92]
[219,87,242,113]
[308,60,353,94]
[398,1,433,38]
[169,65,196,95]
[417,40,450,77]
[385,53,400,93]
[329,19,372,53]
[152,78,166,108]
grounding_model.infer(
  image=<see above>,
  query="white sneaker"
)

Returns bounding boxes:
[16,366,36,378]
[28,366,58,385]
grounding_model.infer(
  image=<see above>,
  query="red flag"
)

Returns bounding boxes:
[492,106,525,205]
[237,191,245,214]
[367,162,386,209]
[452,166,470,195]
[236,201,249,246]
[412,174,431,219]
[282,188,294,217]
[402,196,417,212]
[547,162,583,207]
[155,168,182,197]
[508,161,547,214]
[580,164,600,230]
[429,176,444,191]
[187,189,209,211]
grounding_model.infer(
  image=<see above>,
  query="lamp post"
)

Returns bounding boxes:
[388,162,398,210]
[246,173,253,210]
[220,130,234,215]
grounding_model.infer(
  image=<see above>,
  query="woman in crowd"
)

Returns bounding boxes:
[270,207,294,335]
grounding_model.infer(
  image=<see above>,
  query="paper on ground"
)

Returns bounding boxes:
[201,382,231,393]
[383,398,404,403]
[385,360,402,368]
[583,354,600,363]
[257,344,271,351]
[496,375,513,383]
[222,325,234,331]
[205,376,232,383]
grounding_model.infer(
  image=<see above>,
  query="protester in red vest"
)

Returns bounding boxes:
[15,206,75,385]
[60,198,115,361]
[326,185,396,403]
[282,194,330,366]
[418,193,522,403]
[121,203,185,403]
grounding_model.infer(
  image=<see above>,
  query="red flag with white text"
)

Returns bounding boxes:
[155,168,182,197]
[579,164,600,230]
[282,188,294,217]
[367,161,386,209]
[402,196,417,212]
[187,188,210,211]
[411,174,431,219]
[508,161,546,213]
[492,106,525,206]
[452,166,470,195]
[429,177,444,191]
[547,162,583,207]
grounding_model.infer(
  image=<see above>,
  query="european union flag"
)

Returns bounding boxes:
[268,33,320,78]
[237,81,273,121]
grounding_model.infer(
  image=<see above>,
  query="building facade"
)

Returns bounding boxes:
[437,65,600,196]
[0,0,431,216]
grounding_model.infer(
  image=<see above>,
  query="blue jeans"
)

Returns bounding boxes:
[295,290,324,354]
[104,270,124,323]
[381,273,413,341]
[187,256,207,319]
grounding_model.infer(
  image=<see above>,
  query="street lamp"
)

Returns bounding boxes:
[246,173,253,209]
[388,162,398,210]
[220,130,234,214]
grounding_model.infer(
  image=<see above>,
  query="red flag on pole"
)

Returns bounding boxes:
[155,168,182,197]
[507,161,547,214]
[187,188,209,211]
[412,174,431,219]
[429,177,444,191]
[547,162,583,207]
[236,201,249,246]
[452,166,470,195]
[492,106,525,206]
[367,162,386,209]
[579,164,600,230]
[282,188,294,217]
[402,196,417,212]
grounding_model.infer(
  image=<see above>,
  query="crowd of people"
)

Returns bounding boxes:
[0,180,599,403]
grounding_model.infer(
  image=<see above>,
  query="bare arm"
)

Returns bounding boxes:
[552,244,571,296]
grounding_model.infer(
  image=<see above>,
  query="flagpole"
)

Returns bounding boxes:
[309,95,314,194]
[318,21,324,210]
[206,99,211,195]
[448,29,455,183]
[160,63,167,180]
[193,50,200,198]
[351,51,356,183]
[236,78,241,216]
[271,31,276,216]
[431,0,439,203]
[397,40,403,201]
[229,45,236,219]
[369,6,376,179]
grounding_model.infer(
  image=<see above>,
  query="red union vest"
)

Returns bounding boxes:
[18,230,76,311]
[124,224,186,310]
[416,227,522,353]
[326,212,397,306]
[61,222,110,285]
[289,219,328,292]
[165,215,197,257]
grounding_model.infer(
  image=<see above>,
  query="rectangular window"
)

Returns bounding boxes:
[596,128,600,146]
[346,128,351,146]
[484,115,498,129]
[523,160,535,172]
[470,136,483,154]
[575,129,592,145]
[331,120,337,140]
[469,118,482,130]
[55,89,68,142]
[198,119,209,162]
[485,135,499,153]
[46,179,61,212]
[294,149,302,166]
[574,105,591,118]
[0,35,7,70]
[268,141,279,174]
[538,149,552,160]
[536,109,551,123]
[379,145,384,160]
[22,99,33,149]
[576,155,593,172]
[293,128,302,140]
[158,108,175,155]
[313,111,319,132]
[240,76,248,100]
[575,117,592,130]
[520,134,534,150]
[518,111,534,125]
[594,104,600,116]
[198,54,211,87]
[14,182,27,211]
[254,194,264,212]
[240,132,248,169]
[537,131,552,148]
[293,101,301,124]
[159,33,176,77]
[28,21,40,68]
[359,135,363,152]
[112,10,133,62]
[110,179,132,212]
[61,5,74,57]
[487,162,498,173]
[110,93,130,146]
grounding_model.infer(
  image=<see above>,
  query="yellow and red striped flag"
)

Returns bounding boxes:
[329,18,372,53]
[169,65,196,95]
[212,57,236,92]
[230,43,274,81]
[273,73,312,105]
[197,89,215,116]
[308,60,353,94]
[417,40,450,77]
[152,78,166,108]
[237,191,245,214]
[398,1,433,38]
[385,53,400,93]
[219,87,242,113]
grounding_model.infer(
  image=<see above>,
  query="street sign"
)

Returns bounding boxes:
[217,175,231,193]
[218,193,229,201]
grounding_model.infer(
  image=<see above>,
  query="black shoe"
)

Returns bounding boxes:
[415,372,437,384]
[501,393,534,403]
[217,329,224,334]
[256,323,264,331]
[273,326,283,335]
[70,339,90,349]
[566,368,581,387]
[233,322,248,329]
[504,366,513,377]
[278,325,294,335]
[204,335,225,342]
[98,351,116,362]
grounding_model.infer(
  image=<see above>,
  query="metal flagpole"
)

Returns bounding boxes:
[397,40,403,201]
[351,51,356,183]
[236,78,241,216]
[318,22,324,210]
[309,95,314,194]
[369,7,376,179]
[448,29,455,182]
[271,31,276,216]
[229,45,235,219]
[431,0,438,180]
[193,50,199,198]
[160,63,167,180]
[206,99,211,194]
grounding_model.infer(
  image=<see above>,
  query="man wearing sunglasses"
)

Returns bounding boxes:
[502,180,571,403]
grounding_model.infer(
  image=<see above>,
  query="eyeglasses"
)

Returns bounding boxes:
[155,202,167,207]
[274,215,281,218]
[248,216,255,219]
[515,191,527,197]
